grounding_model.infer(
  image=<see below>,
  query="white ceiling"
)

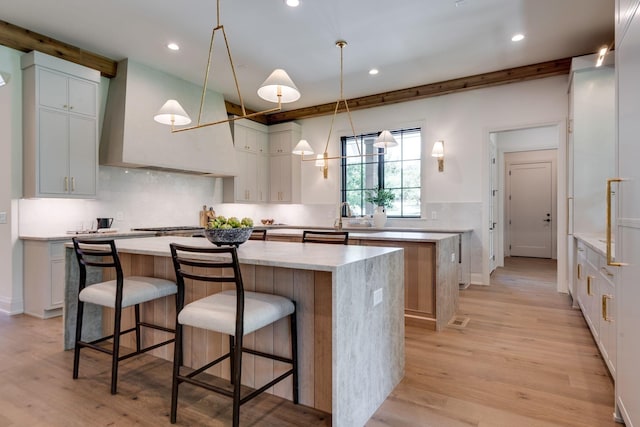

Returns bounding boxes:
[1,0,614,112]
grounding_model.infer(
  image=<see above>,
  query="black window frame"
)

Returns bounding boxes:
[340,127,422,218]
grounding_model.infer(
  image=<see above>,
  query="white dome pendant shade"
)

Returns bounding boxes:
[257,69,301,103]
[153,99,192,126]
[292,139,314,155]
[373,130,398,148]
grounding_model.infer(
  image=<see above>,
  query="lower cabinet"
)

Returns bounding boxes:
[23,240,66,318]
[574,237,616,379]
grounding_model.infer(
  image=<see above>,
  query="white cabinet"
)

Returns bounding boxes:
[223,119,269,203]
[23,240,66,319]
[574,237,616,380]
[598,263,616,377]
[615,2,640,424]
[21,51,100,198]
[269,122,301,203]
[617,0,640,45]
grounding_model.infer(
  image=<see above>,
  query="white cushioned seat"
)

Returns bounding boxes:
[79,276,177,308]
[178,290,295,336]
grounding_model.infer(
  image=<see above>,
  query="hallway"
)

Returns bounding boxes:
[369,257,616,426]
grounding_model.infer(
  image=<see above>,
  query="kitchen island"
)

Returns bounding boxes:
[63,236,404,427]
[258,228,460,331]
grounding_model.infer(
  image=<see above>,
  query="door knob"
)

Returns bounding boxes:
[543,219,551,222]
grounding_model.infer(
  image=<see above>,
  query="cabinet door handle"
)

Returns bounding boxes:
[64,176,69,192]
[601,266,614,277]
[577,263,582,280]
[71,177,75,192]
[602,294,613,322]
[587,275,593,296]
[606,178,626,266]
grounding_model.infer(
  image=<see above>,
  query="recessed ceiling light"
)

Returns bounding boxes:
[369,68,379,75]
[511,34,525,42]
[285,0,300,7]
[167,43,180,51]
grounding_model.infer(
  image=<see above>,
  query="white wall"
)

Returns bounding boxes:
[3,52,570,312]
[293,75,569,284]
[0,46,23,313]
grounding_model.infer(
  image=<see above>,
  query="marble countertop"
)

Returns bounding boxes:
[264,228,459,242]
[20,230,157,241]
[65,236,403,272]
[574,232,613,258]
[256,224,474,233]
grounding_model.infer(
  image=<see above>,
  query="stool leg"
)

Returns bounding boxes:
[229,335,235,385]
[290,308,299,404]
[170,323,183,424]
[72,300,85,379]
[134,304,141,353]
[232,333,243,427]
[111,304,123,395]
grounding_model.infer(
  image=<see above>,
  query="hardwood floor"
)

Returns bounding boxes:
[0,257,616,426]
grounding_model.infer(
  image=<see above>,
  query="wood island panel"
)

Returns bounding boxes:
[101,253,332,411]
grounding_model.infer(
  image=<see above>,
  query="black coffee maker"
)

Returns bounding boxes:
[97,217,114,229]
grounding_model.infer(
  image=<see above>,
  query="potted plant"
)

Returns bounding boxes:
[365,186,395,227]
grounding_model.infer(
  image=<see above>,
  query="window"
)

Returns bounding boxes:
[341,127,421,218]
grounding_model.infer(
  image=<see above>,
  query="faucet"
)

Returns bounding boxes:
[335,202,352,230]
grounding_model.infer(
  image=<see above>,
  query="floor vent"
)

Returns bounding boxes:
[448,316,470,329]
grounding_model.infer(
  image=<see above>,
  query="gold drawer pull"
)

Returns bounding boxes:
[587,276,593,296]
[606,178,626,266]
[577,263,582,280]
[602,294,613,322]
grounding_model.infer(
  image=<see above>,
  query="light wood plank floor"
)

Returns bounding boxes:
[0,257,616,426]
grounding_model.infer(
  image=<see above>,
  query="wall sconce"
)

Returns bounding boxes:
[0,72,11,87]
[432,140,444,172]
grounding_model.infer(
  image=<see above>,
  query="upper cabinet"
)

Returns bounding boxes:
[616,0,640,46]
[21,51,100,198]
[568,54,615,235]
[269,122,301,203]
[223,119,269,203]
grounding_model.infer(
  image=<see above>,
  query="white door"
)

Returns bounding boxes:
[615,5,640,424]
[508,162,553,258]
[489,139,498,272]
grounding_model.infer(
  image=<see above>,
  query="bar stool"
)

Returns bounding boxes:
[169,243,298,426]
[249,229,267,240]
[302,230,349,244]
[71,238,178,394]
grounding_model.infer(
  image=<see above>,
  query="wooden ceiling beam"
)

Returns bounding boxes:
[0,19,117,78]
[224,101,269,125]
[265,57,573,125]
[0,18,574,125]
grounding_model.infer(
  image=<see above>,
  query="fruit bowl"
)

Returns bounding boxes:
[204,227,253,247]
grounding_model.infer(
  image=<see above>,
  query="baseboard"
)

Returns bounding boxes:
[470,273,485,285]
[0,296,24,315]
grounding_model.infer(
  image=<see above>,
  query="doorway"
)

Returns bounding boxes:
[506,160,553,258]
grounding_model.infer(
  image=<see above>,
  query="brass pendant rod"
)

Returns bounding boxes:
[170,103,282,133]
[321,41,362,157]
[170,0,284,133]
[298,150,385,162]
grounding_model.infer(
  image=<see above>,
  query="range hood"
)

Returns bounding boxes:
[100,59,237,176]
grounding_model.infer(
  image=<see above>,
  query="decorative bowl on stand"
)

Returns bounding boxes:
[204,227,253,247]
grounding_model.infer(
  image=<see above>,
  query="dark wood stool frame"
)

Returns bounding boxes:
[302,230,349,244]
[169,243,298,427]
[72,238,177,394]
[249,229,267,240]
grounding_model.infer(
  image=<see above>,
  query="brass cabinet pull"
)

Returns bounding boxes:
[601,266,614,278]
[602,294,613,322]
[577,263,582,280]
[606,178,626,266]
[587,275,593,296]
[71,177,75,192]
[64,176,69,192]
